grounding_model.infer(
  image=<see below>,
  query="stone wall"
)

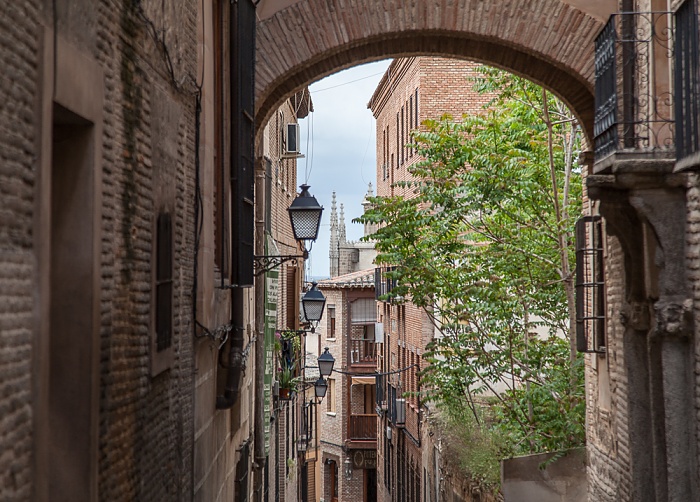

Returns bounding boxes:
[0,1,252,500]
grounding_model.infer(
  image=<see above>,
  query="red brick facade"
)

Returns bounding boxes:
[369,57,494,502]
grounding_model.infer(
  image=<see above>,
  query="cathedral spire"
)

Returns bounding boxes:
[329,192,338,277]
[362,183,377,237]
[339,203,347,244]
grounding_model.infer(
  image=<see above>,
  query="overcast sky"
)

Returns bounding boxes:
[297,59,392,279]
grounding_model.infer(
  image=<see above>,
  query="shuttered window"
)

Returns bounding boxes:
[351,298,376,323]
[156,212,173,352]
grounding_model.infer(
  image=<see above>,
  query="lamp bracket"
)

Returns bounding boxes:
[253,252,307,276]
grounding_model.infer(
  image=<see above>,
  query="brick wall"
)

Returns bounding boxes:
[370,57,493,502]
[254,0,608,145]
[0,1,253,500]
[0,1,40,499]
[371,57,489,200]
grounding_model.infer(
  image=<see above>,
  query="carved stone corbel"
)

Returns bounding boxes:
[653,296,693,339]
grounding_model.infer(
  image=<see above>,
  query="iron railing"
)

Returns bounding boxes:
[375,266,398,301]
[348,414,377,441]
[675,0,700,162]
[594,11,675,160]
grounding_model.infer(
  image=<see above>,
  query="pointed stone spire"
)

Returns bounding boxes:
[329,192,339,277]
[362,183,377,237]
[339,203,347,244]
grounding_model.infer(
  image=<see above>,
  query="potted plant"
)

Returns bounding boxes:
[278,365,296,400]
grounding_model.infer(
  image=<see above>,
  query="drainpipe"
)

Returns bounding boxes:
[216,286,244,409]
[253,161,266,501]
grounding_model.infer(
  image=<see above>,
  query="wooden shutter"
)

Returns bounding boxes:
[156,212,173,352]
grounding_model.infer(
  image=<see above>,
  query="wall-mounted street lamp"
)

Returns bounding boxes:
[254,184,324,276]
[344,455,353,481]
[317,347,335,378]
[301,282,326,326]
[314,377,328,400]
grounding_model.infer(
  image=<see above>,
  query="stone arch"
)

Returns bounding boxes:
[256,0,609,143]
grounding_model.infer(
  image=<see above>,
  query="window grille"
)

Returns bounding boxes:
[575,216,606,353]
[675,0,700,162]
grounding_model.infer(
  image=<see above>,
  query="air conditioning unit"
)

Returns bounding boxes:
[375,322,384,343]
[380,400,388,411]
[395,398,406,426]
[285,123,300,154]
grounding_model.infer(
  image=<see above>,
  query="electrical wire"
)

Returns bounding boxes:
[311,70,386,93]
[331,362,419,377]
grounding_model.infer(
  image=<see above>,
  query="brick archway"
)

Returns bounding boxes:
[256,0,607,142]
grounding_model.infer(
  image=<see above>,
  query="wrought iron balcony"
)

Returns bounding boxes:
[594,11,675,163]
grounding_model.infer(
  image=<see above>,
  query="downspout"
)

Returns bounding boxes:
[253,160,266,501]
[216,286,244,409]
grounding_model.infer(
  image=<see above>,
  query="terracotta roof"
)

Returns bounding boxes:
[317,268,375,289]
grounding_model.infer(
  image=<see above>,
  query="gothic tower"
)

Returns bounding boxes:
[329,192,339,277]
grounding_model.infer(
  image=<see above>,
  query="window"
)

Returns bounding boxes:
[575,216,605,353]
[401,106,405,165]
[415,89,419,128]
[675,0,700,161]
[396,113,400,167]
[327,378,336,413]
[327,304,336,337]
[351,298,377,323]
[409,95,414,157]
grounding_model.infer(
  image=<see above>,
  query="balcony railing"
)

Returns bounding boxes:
[348,414,377,441]
[594,11,675,161]
[350,338,377,365]
[375,266,398,301]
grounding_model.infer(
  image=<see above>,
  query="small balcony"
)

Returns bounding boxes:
[347,414,377,448]
[349,338,377,368]
[593,10,675,170]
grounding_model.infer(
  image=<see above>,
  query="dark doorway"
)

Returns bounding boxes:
[365,468,377,502]
[49,104,98,501]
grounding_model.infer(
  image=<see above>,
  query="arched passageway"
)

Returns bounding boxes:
[255,0,616,141]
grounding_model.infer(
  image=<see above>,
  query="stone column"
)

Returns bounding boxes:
[590,167,698,502]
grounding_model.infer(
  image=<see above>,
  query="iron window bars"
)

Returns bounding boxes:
[575,216,606,353]
[675,0,700,164]
[594,11,675,161]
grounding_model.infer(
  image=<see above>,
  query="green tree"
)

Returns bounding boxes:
[357,68,585,471]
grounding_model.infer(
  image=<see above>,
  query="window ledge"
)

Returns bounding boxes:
[326,412,337,417]
[326,337,337,342]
